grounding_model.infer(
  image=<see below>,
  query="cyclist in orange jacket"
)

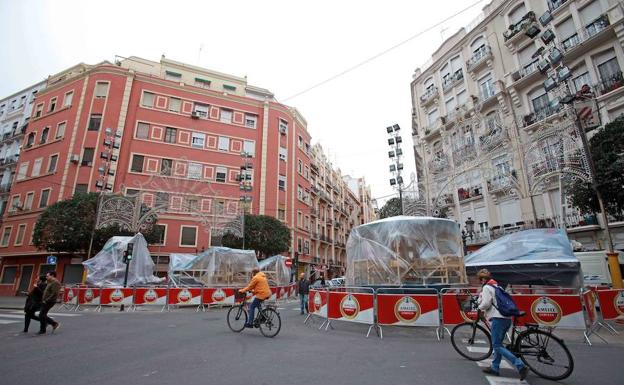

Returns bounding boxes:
[239,268,271,328]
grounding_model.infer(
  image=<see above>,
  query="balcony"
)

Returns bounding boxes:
[428,153,449,174]
[487,170,517,194]
[465,230,491,246]
[453,142,477,167]
[457,186,483,203]
[479,127,508,153]
[477,80,503,111]
[442,69,464,92]
[435,193,454,208]
[420,86,439,107]
[509,60,541,90]
[596,70,623,97]
[519,103,563,130]
[503,11,538,46]
[0,155,19,168]
[560,14,612,62]
[466,45,492,73]
[547,0,569,13]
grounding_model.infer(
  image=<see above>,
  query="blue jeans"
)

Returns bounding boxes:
[247,298,262,326]
[490,318,525,373]
[300,293,308,314]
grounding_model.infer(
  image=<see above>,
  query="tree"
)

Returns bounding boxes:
[567,116,624,220]
[378,197,402,219]
[221,214,291,259]
[33,193,162,256]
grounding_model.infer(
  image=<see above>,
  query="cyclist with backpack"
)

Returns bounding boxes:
[477,269,528,380]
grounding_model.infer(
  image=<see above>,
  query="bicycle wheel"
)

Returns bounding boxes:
[451,322,492,361]
[227,305,248,332]
[515,329,574,381]
[258,308,281,338]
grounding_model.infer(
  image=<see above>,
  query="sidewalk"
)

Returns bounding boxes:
[0,295,27,310]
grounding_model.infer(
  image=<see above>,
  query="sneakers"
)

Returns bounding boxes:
[482,367,499,376]
[52,322,60,332]
[519,366,528,381]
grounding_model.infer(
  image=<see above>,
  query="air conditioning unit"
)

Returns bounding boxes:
[191,111,200,119]
[70,154,80,163]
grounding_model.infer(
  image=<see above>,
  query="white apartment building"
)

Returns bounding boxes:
[411,0,624,251]
[0,81,46,216]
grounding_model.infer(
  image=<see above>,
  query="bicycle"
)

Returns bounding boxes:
[226,291,282,338]
[450,289,574,381]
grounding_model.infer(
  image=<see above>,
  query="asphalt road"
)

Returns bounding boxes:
[0,302,621,385]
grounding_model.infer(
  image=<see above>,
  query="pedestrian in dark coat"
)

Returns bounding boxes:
[24,276,46,333]
[38,271,61,335]
[297,273,310,315]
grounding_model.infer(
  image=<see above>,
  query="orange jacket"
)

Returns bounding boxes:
[240,272,271,300]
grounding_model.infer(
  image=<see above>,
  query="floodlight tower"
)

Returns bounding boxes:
[386,124,405,215]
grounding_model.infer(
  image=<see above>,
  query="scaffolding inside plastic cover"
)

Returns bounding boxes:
[169,247,259,287]
[259,255,291,285]
[346,216,466,286]
[83,233,164,287]
[464,228,582,287]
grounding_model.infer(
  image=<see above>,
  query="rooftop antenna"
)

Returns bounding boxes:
[197,43,204,65]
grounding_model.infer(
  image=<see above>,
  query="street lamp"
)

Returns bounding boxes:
[240,152,254,250]
[386,124,405,215]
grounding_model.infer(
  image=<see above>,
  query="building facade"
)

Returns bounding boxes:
[0,81,47,217]
[411,0,624,251]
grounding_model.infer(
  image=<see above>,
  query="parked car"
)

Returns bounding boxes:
[330,277,345,286]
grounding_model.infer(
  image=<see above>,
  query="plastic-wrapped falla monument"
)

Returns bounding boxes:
[346,216,466,286]
[83,233,164,287]
[169,247,259,287]
[259,255,291,285]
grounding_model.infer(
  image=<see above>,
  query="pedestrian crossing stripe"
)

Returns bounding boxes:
[476,358,513,370]
[466,346,491,353]
[485,375,529,385]
[8,311,81,317]
[0,320,17,324]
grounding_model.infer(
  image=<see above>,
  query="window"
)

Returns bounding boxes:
[164,127,177,143]
[74,184,88,195]
[165,71,182,82]
[188,162,202,179]
[56,122,66,139]
[141,91,155,107]
[427,109,439,125]
[155,192,169,209]
[63,91,73,107]
[17,163,28,180]
[0,266,16,282]
[298,159,303,174]
[169,97,181,112]
[193,103,209,118]
[223,84,236,91]
[136,122,149,139]
[24,192,34,210]
[48,155,58,173]
[531,93,550,113]
[215,167,227,183]
[191,132,205,148]
[480,77,495,100]
[153,224,166,245]
[220,109,233,123]
[194,78,211,89]
[34,103,43,118]
[278,175,286,191]
[88,114,102,131]
[82,148,94,166]
[39,189,50,208]
[125,189,140,197]
[131,155,144,172]
[213,199,225,214]
[279,119,288,134]
[25,132,35,148]
[40,127,49,144]
[10,196,20,212]
[279,147,287,161]
[218,136,230,151]
[245,114,257,128]
[180,226,197,246]
[49,98,57,112]
[597,57,621,84]
[243,141,255,157]
[161,158,173,176]
[95,82,109,98]
[572,72,592,93]
[186,198,199,212]
[31,158,42,177]
[14,224,26,245]
[278,205,285,220]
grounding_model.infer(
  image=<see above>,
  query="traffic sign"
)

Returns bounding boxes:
[46,255,57,265]
[285,258,292,267]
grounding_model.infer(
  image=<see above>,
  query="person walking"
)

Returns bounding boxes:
[38,271,61,335]
[23,276,46,333]
[477,269,528,380]
[297,273,310,315]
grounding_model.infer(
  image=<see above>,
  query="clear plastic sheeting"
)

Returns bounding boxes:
[259,255,291,285]
[83,233,163,287]
[346,216,466,286]
[169,247,259,287]
[464,229,582,288]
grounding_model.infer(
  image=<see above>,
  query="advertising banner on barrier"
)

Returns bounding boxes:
[441,292,478,325]
[377,294,439,326]
[512,294,584,329]
[327,292,374,324]
[308,289,328,317]
[202,288,236,305]
[78,288,101,306]
[168,288,202,305]
[63,287,78,305]
[595,289,624,320]
[582,290,599,328]
[133,288,168,305]
[100,288,134,306]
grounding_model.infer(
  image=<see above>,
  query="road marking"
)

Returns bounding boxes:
[462,338,487,344]
[0,314,27,319]
[467,346,491,353]
[476,359,513,370]
[9,311,81,317]
[0,320,18,324]
[485,375,529,385]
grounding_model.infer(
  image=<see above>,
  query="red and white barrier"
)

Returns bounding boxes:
[377,293,439,327]
[133,287,168,306]
[168,287,202,307]
[595,288,624,321]
[202,287,237,306]
[326,290,374,325]
[582,290,599,327]
[512,294,585,329]
[77,287,101,307]
[99,288,134,307]
[440,288,479,326]
[308,289,328,317]
[62,286,79,308]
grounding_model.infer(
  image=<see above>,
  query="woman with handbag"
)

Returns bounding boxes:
[23,276,47,333]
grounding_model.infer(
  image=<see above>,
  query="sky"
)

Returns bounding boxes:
[0,0,486,207]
